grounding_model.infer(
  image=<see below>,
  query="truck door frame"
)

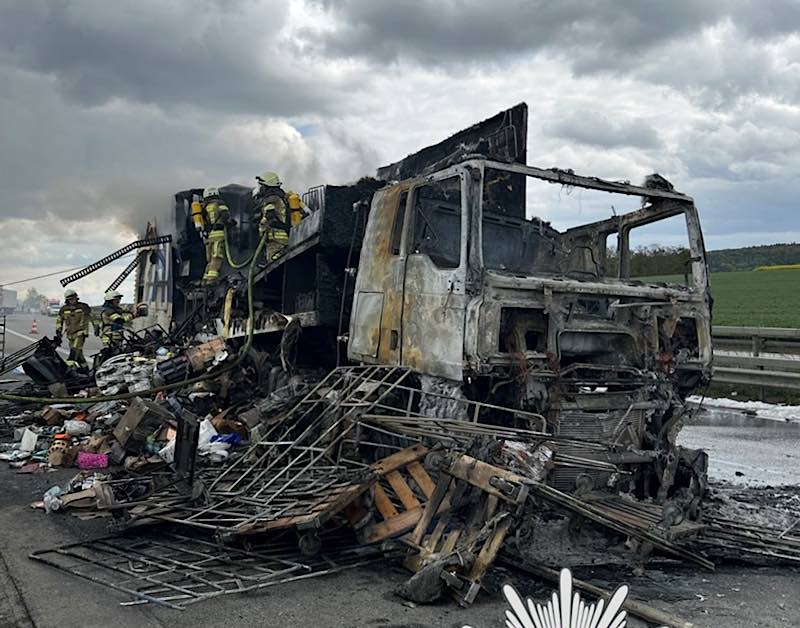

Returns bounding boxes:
[399,168,469,381]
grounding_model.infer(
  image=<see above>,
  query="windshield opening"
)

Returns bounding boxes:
[481,166,698,287]
[617,213,696,286]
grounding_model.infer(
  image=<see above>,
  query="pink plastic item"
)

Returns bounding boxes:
[76,452,109,470]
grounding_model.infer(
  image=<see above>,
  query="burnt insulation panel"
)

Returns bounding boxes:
[376,103,528,181]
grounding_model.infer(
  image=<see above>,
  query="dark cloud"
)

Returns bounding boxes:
[549,111,662,150]
[0,0,347,115]
[308,0,800,108]
[0,61,377,232]
[309,0,720,65]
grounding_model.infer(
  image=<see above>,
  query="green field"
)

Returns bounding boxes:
[641,268,800,328]
[709,268,800,327]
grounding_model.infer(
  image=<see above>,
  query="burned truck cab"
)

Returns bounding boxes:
[350,144,712,498]
[350,159,712,393]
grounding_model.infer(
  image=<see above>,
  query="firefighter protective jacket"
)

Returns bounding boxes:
[56,301,97,338]
[100,302,134,346]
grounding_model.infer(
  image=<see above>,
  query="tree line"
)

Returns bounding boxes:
[606,245,691,278]
[606,242,800,277]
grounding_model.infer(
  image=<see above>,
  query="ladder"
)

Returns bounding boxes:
[60,235,172,286]
[0,314,5,367]
[106,252,144,292]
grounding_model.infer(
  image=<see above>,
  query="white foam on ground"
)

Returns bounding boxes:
[688,396,800,422]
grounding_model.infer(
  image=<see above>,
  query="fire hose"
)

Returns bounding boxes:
[223,226,254,269]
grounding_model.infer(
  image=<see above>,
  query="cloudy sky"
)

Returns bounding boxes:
[1,0,799,303]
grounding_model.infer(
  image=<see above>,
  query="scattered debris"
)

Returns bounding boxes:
[2,364,796,615]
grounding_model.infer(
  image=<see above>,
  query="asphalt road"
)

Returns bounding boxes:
[680,410,800,486]
[2,312,104,360]
[0,466,796,628]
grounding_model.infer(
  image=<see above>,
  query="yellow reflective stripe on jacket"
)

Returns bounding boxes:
[56,302,93,336]
[100,306,133,344]
[270,228,289,241]
[204,201,229,226]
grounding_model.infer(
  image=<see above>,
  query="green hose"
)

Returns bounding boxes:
[0,230,269,405]
[223,226,254,269]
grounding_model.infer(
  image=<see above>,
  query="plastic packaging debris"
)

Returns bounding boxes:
[158,438,175,464]
[20,428,39,452]
[197,418,218,448]
[210,433,242,447]
[200,443,230,461]
[196,419,229,461]
[212,350,229,366]
[76,452,109,470]
[0,450,31,462]
[63,420,92,436]
[43,486,63,513]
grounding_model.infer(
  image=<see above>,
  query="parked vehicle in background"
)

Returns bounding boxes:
[0,288,17,315]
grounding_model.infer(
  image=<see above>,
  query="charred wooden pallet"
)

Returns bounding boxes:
[402,454,529,606]
[356,450,436,544]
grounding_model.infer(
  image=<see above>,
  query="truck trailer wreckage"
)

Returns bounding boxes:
[0,104,796,623]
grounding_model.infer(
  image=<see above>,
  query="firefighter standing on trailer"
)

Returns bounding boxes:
[100,290,137,349]
[201,187,231,283]
[55,289,99,368]
[253,171,302,262]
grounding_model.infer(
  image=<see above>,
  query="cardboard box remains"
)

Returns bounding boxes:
[113,397,175,452]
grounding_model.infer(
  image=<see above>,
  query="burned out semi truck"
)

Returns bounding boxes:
[135,103,712,500]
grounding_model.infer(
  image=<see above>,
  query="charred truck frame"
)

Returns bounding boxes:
[135,103,712,503]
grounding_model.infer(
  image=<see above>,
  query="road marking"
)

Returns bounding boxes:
[4,328,70,357]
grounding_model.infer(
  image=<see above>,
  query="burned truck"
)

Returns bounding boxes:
[135,103,712,502]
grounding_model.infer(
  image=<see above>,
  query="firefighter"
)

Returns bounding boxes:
[100,289,136,349]
[54,289,98,368]
[201,187,231,283]
[253,171,291,261]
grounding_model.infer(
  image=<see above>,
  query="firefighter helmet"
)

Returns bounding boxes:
[203,187,219,199]
[64,289,78,299]
[104,290,122,301]
[256,171,282,187]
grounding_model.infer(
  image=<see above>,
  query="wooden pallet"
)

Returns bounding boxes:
[403,454,529,605]
[355,447,436,543]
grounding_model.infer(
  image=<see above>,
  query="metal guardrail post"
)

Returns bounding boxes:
[751,332,765,400]
[0,314,5,368]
